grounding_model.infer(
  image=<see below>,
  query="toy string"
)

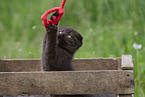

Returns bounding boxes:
[41,0,66,28]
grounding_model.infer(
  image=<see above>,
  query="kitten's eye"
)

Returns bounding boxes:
[59,32,63,34]
[59,30,64,34]
[67,35,72,38]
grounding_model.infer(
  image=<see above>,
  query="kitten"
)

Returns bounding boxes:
[41,25,83,71]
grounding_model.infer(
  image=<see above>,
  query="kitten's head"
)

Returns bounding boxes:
[57,26,83,54]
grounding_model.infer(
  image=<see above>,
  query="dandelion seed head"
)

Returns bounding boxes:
[133,43,142,50]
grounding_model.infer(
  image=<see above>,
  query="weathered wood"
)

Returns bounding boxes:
[73,58,120,70]
[121,55,133,70]
[0,58,120,72]
[0,70,134,96]
[0,59,41,72]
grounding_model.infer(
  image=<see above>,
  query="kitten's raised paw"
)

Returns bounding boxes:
[46,24,57,33]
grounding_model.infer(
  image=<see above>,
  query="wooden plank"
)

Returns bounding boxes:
[0,58,120,72]
[73,58,119,70]
[0,59,41,72]
[0,70,134,95]
[121,55,133,70]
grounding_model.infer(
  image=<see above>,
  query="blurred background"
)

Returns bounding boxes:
[0,0,144,96]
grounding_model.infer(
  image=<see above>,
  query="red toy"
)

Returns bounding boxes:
[41,0,66,28]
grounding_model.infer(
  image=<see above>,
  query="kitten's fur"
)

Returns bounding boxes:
[41,24,115,97]
[41,25,82,71]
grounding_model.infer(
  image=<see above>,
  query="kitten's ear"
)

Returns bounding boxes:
[77,33,83,41]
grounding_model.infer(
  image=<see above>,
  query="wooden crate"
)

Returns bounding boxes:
[0,55,134,97]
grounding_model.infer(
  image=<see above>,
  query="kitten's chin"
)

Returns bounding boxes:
[58,35,63,39]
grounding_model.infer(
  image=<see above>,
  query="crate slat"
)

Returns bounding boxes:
[0,70,134,96]
[0,58,120,72]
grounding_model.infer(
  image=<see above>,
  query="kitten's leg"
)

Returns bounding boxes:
[41,24,58,71]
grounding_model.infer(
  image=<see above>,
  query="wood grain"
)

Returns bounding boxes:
[0,58,120,72]
[0,70,134,96]
[0,59,41,72]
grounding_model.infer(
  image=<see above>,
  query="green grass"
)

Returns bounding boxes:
[0,0,145,96]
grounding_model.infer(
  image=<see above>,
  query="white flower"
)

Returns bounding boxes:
[133,43,142,50]
[32,26,37,29]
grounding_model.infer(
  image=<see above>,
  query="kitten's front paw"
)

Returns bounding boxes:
[46,24,57,33]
